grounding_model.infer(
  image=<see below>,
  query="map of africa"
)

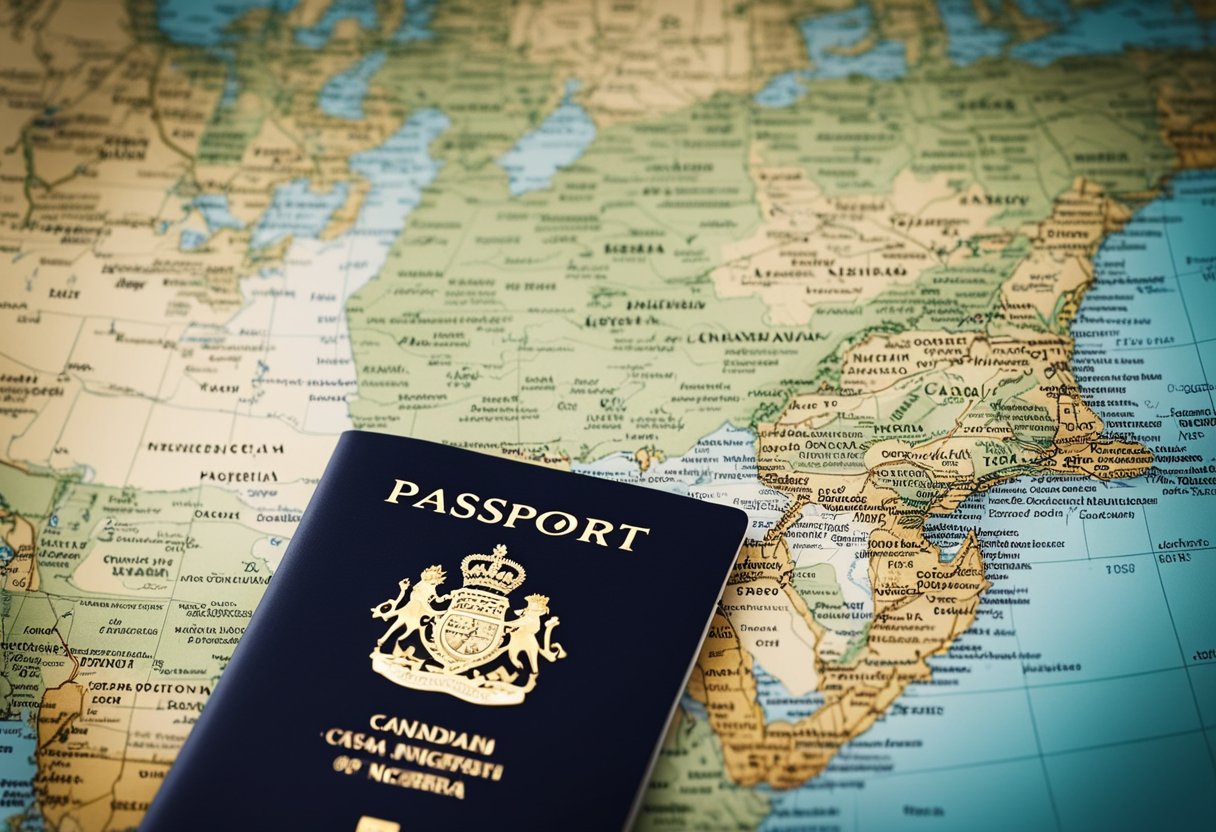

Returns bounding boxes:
[1,0,1214,828]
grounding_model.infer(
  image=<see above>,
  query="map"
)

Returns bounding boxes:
[1,0,1214,828]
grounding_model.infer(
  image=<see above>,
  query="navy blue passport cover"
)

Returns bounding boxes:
[143,431,748,831]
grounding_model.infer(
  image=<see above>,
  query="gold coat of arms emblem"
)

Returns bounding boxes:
[369,544,566,705]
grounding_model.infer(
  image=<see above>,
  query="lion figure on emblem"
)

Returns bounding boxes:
[504,594,566,674]
[372,565,449,650]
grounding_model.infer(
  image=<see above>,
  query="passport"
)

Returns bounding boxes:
[143,430,748,831]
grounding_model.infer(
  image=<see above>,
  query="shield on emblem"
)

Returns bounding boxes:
[433,587,509,666]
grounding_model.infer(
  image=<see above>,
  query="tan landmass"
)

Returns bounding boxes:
[508,0,821,125]
[770,323,1154,492]
[714,154,1004,325]
[694,520,987,788]
[36,682,124,832]
[634,447,666,473]
[839,328,976,394]
[35,679,179,831]
[1042,434,1156,481]
[1000,178,1132,330]
[720,540,821,697]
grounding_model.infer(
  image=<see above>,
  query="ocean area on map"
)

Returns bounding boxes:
[753,169,1216,830]
[157,0,299,48]
[938,0,1211,66]
[0,714,39,829]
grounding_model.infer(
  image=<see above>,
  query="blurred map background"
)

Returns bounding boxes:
[1,0,1214,828]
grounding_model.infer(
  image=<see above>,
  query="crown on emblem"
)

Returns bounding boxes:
[461,544,526,595]
[524,594,550,611]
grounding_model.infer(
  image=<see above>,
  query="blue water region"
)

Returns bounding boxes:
[347,107,449,244]
[938,0,1210,67]
[755,6,907,108]
[219,67,240,108]
[394,0,438,43]
[1010,0,1070,22]
[318,50,386,119]
[157,0,299,48]
[935,0,1009,65]
[195,194,245,233]
[0,714,39,827]
[181,193,245,251]
[1011,0,1209,65]
[497,79,596,196]
[249,179,350,249]
[179,229,208,251]
[295,0,378,48]
[756,171,1216,830]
